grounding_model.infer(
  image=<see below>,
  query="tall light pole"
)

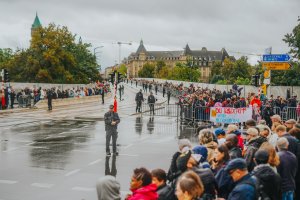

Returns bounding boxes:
[116,42,132,65]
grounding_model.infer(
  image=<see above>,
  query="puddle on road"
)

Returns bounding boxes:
[10,120,97,170]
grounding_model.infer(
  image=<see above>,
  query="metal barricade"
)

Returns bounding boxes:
[18,95,31,108]
[141,103,179,117]
[286,107,298,120]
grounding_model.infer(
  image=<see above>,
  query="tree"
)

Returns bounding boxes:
[157,66,170,79]
[118,64,127,76]
[168,65,201,82]
[4,23,100,83]
[138,63,155,78]
[283,18,300,60]
[0,48,13,69]
[155,60,166,76]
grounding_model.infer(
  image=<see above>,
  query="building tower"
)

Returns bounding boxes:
[31,12,42,37]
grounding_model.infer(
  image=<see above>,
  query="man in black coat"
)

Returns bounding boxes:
[151,169,176,200]
[148,92,156,115]
[104,105,120,156]
[47,89,53,111]
[135,89,144,113]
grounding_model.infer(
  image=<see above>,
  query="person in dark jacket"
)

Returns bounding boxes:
[46,89,53,111]
[262,103,275,127]
[276,125,300,157]
[135,89,144,113]
[252,149,282,200]
[148,92,157,115]
[225,134,242,160]
[244,128,265,172]
[151,169,176,200]
[104,105,120,156]
[225,158,257,200]
[277,137,298,200]
[167,90,171,105]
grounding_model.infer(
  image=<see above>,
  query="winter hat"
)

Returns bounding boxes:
[254,150,269,165]
[225,158,247,173]
[232,130,241,136]
[192,145,208,162]
[176,150,192,172]
[178,139,192,152]
[215,128,225,136]
[96,175,121,200]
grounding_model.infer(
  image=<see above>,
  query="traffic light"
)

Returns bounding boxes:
[251,74,260,87]
[109,73,115,84]
[117,72,123,84]
[3,69,9,83]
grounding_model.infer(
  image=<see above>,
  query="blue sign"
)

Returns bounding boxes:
[263,54,290,62]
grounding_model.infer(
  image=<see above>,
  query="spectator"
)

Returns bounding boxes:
[285,119,297,132]
[225,134,242,160]
[277,138,298,200]
[198,129,217,164]
[175,171,204,200]
[227,124,244,150]
[259,142,280,172]
[125,167,158,200]
[211,144,230,174]
[276,125,300,157]
[151,169,175,200]
[244,128,261,171]
[192,145,209,169]
[225,158,257,200]
[252,150,282,200]
[96,175,121,200]
[271,115,282,132]
[214,128,226,145]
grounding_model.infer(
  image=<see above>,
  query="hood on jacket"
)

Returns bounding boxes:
[129,183,158,200]
[96,175,121,200]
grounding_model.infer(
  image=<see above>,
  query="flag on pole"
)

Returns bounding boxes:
[264,47,272,55]
[113,97,117,112]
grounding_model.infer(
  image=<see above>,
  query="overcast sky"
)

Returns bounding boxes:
[0,0,299,69]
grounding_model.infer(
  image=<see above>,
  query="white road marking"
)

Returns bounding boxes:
[123,144,133,149]
[0,180,18,184]
[31,183,54,188]
[88,159,102,166]
[65,169,81,177]
[71,187,95,192]
[25,142,36,146]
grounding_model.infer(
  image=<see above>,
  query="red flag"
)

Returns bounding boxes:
[113,97,117,112]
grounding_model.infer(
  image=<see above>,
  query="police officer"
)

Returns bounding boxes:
[47,89,53,111]
[148,91,157,115]
[167,89,171,105]
[162,86,166,97]
[155,85,158,95]
[104,105,120,156]
[135,89,144,113]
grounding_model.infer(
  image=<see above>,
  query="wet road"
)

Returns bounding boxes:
[0,84,196,200]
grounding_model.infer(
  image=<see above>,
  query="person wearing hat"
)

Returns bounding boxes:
[285,119,297,132]
[104,105,120,156]
[215,128,226,145]
[251,150,282,200]
[135,89,144,113]
[225,158,257,200]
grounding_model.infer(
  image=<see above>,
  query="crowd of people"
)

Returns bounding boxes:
[97,116,300,200]
[129,79,300,122]
[0,82,111,109]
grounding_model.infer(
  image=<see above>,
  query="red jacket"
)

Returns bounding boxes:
[127,184,158,200]
[250,98,261,107]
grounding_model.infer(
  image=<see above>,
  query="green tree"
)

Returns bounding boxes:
[138,63,155,78]
[0,48,14,69]
[118,64,127,76]
[157,66,170,79]
[210,74,225,84]
[168,65,201,82]
[5,23,100,83]
[235,77,251,85]
[155,60,166,76]
[283,18,300,60]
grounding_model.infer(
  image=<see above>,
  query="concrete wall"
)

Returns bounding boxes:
[138,78,300,99]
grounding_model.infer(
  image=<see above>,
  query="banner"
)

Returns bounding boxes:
[210,107,252,123]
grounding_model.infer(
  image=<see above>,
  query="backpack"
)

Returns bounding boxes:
[242,175,271,200]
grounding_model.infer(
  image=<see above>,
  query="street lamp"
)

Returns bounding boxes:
[116,42,132,65]
[94,46,104,56]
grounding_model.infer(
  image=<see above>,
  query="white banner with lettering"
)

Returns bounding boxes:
[210,107,252,123]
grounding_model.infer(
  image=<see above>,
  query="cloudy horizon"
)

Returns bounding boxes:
[0,0,299,69]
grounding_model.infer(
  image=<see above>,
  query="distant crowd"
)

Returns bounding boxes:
[0,81,111,109]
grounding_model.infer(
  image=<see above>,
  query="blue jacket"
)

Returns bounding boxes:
[228,174,256,200]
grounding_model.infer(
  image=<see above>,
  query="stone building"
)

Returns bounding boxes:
[125,40,233,82]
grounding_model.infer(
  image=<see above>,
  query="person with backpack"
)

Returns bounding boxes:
[225,158,257,200]
[252,149,282,200]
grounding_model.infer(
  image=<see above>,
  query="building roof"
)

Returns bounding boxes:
[32,13,42,29]
[136,39,147,54]
[129,41,233,61]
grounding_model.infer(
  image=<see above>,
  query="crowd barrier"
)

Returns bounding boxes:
[141,103,300,123]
